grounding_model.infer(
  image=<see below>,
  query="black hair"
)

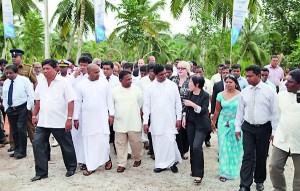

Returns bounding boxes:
[245,65,261,75]
[148,63,155,71]
[195,65,204,71]
[0,59,8,65]
[153,64,164,75]
[165,65,173,72]
[6,65,18,73]
[224,74,241,91]
[78,56,92,65]
[119,70,131,80]
[290,67,298,72]
[261,67,269,73]
[222,66,230,71]
[218,64,225,68]
[123,62,133,72]
[67,59,75,65]
[42,59,57,69]
[140,65,148,72]
[174,58,181,63]
[191,75,205,89]
[271,55,278,59]
[81,52,93,60]
[190,60,197,66]
[231,64,241,70]
[133,68,139,77]
[289,69,300,84]
[134,62,138,69]
[102,60,114,69]
[225,60,231,65]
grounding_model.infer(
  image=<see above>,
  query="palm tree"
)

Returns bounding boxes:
[109,0,170,59]
[0,0,39,21]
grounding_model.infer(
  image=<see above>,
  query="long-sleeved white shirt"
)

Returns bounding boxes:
[235,81,279,135]
[143,79,182,135]
[2,75,34,111]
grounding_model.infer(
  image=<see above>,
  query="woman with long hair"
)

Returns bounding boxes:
[211,74,243,182]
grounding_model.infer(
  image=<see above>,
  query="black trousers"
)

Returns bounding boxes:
[186,121,207,177]
[33,126,77,176]
[176,126,189,157]
[147,117,154,155]
[240,121,272,190]
[204,131,211,143]
[6,103,28,155]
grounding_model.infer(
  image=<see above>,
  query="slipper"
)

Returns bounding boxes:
[80,164,87,170]
[0,144,5,148]
[193,178,202,184]
[105,159,112,170]
[219,176,227,182]
[83,170,95,176]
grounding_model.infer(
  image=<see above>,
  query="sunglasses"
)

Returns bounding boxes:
[177,67,186,70]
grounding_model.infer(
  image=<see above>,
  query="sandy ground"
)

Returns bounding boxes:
[0,133,294,191]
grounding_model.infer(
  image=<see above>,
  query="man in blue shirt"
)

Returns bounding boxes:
[231,64,248,90]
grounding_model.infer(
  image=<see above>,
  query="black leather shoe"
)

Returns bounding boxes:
[205,141,211,147]
[256,183,264,191]
[153,168,166,173]
[31,175,48,182]
[238,187,248,191]
[14,154,26,159]
[65,171,75,177]
[9,152,17,157]
[170,163,178,173]
[7,147,14,152]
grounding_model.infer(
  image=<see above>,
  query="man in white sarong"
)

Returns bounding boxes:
[112,70,143,173]
[143,64,182,173]
[74,64,114,176]
[69,56,91,170]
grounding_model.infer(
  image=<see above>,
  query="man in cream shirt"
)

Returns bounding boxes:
[269,69,300,191]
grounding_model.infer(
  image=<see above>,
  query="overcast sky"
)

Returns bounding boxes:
[36,0,193,40]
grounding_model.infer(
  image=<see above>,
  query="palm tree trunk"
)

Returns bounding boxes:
[76,0,86,63]
[66,24,77,59]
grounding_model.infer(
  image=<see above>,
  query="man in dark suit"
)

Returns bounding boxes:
[207,66,230,145]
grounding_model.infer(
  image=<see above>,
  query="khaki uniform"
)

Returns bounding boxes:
[1,63,37,148]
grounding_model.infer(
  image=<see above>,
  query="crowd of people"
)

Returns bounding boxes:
[0,49,299,191]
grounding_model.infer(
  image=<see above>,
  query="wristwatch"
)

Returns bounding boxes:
[67,117,72,120]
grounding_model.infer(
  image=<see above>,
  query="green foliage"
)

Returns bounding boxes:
[19,11,44,62]
[263,0,300,54]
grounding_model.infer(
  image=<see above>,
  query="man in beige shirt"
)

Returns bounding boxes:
[112,70,143,173]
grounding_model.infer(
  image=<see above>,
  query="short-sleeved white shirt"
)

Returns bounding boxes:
[35,75,77,128]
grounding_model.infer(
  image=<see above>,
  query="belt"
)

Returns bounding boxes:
[9,102,27,110]
[244,120,270,127]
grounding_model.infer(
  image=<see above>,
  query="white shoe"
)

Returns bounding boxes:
[51,138,59,147]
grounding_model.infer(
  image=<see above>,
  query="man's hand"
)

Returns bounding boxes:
[176,120,181,131]
[109,116,114,126]
[183,99,195,107]
[211,123,216,133]
[144,124,149,134]
[235,131,241,141]
[32,118,38,126]
[182,117,186,129]
[74,120,79,130]
[73,67,82,78]
[269,135,274,144]
[65,119,72,132]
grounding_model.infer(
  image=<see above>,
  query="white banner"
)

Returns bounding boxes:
[94,0,106,42]
[231,0,249,46]
[2,0,16,38]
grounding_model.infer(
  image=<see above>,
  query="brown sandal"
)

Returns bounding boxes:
[133,160,141,167]
[105,159,112,170]
[83,170,95,176]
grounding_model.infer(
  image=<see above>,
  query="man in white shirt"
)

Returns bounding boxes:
[210,64,224,84]
[261,67,276,91]
[33,62,44,82]
[269,69,300,191]
[102,60,120,89]
[74,64,114,176]
[31,59,77,181]
[2,65,34,159]
[143,64,182,173]
[69,56,91,170]
[58,59,72,78]
[112,70,143,173]
[235,65,279,191]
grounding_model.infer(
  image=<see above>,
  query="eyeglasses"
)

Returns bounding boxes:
[177,67,186,71]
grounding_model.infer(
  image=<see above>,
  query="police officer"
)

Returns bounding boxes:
[0,49,37,152]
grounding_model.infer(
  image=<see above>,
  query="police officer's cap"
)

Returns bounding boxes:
[10,49,25,57]
[57,59,71,67]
